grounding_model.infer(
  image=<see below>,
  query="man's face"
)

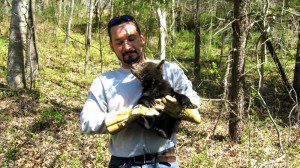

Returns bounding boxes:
[109,22,145,69]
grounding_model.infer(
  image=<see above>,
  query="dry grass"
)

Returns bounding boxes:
[1,90,300,167]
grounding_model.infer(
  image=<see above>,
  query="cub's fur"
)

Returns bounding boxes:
[131,60,197,139]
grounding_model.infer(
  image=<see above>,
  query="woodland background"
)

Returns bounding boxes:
[0,0,300,167]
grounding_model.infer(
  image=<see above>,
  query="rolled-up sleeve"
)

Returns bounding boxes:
[80,77,109,134]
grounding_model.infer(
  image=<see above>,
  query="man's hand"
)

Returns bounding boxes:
[105,105,160,134]
[154,95,182,118]
[154,95,201,124]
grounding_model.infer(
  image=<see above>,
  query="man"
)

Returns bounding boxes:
[80,15,201,167]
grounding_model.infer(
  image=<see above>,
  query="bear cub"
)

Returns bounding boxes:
[131,60,197,139]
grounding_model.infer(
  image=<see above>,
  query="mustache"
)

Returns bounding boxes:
[122,50,138,57]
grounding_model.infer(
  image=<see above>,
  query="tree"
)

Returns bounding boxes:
[194,0,201,82]
[63,0,68,15]
[110,0,114,19]
[228,0,249,143]
[26,0,39,90]
[40,0,47,10]
[130,0,135,14]
[293,20,300,99]
[7,0,27,89]
[258,26,293,95]
[146,0,154,48]
[257,1,268,91]
[258,31,266,91]
[171,0,176,46]
[157,5,167,60]
[176,1,182,32]
[94,0,100,26]
[84,0,94,76]
[97,0,104,74]
[57,0,62,26]
[65,0,75,48]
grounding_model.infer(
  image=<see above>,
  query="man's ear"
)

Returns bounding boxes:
[140,34,145,46]
[157,59,165,72]
[109,40,114,51]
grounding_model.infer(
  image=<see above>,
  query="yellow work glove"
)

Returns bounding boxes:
[154,95,201,124]
[105,105,160,134]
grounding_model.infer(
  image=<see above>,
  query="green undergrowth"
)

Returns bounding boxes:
[1,10,300,167]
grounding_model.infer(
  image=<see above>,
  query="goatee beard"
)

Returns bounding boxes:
[123,50,142,64]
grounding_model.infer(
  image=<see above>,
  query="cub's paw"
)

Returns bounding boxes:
[179,97,198,109]
[185,103,198,109]
[139,97,156,107]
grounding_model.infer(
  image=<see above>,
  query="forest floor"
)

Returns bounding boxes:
[1,18,300,167]
[1,82,300,167]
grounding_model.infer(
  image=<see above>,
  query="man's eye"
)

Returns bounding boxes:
[128,36,136,41]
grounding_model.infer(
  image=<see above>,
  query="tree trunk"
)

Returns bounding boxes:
[228,0,248,143]
[57,0,62,25]
[171,0,176,46]
[157,7,167,60]
[84,0,94,76]
[63,0,68,15]
[40,0,46,10]
[94,0,99,26]
[220,30,227,58]
[293,21,300,99]
[176,2,182,32]
[146,0,154,48]
[131,0,135,14]
[7,0,27,89]
[261,31,292,94]
[65,0,75,48]
[98,0,103,74]
[26,0,39,90]
[110,0,114,19]
[208,14,213,56]
[258,34,266,90]
[224,54,232,102]
[194,0,201,82]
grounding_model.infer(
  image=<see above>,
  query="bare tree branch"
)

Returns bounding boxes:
[252,87,286,154]
[213,19,236,37]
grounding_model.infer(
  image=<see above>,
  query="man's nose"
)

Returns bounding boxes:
[123,40,132,50]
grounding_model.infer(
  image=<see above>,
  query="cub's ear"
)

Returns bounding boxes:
[157,59,165,72]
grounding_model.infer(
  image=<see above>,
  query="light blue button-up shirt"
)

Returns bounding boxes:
[80,60,200,157]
